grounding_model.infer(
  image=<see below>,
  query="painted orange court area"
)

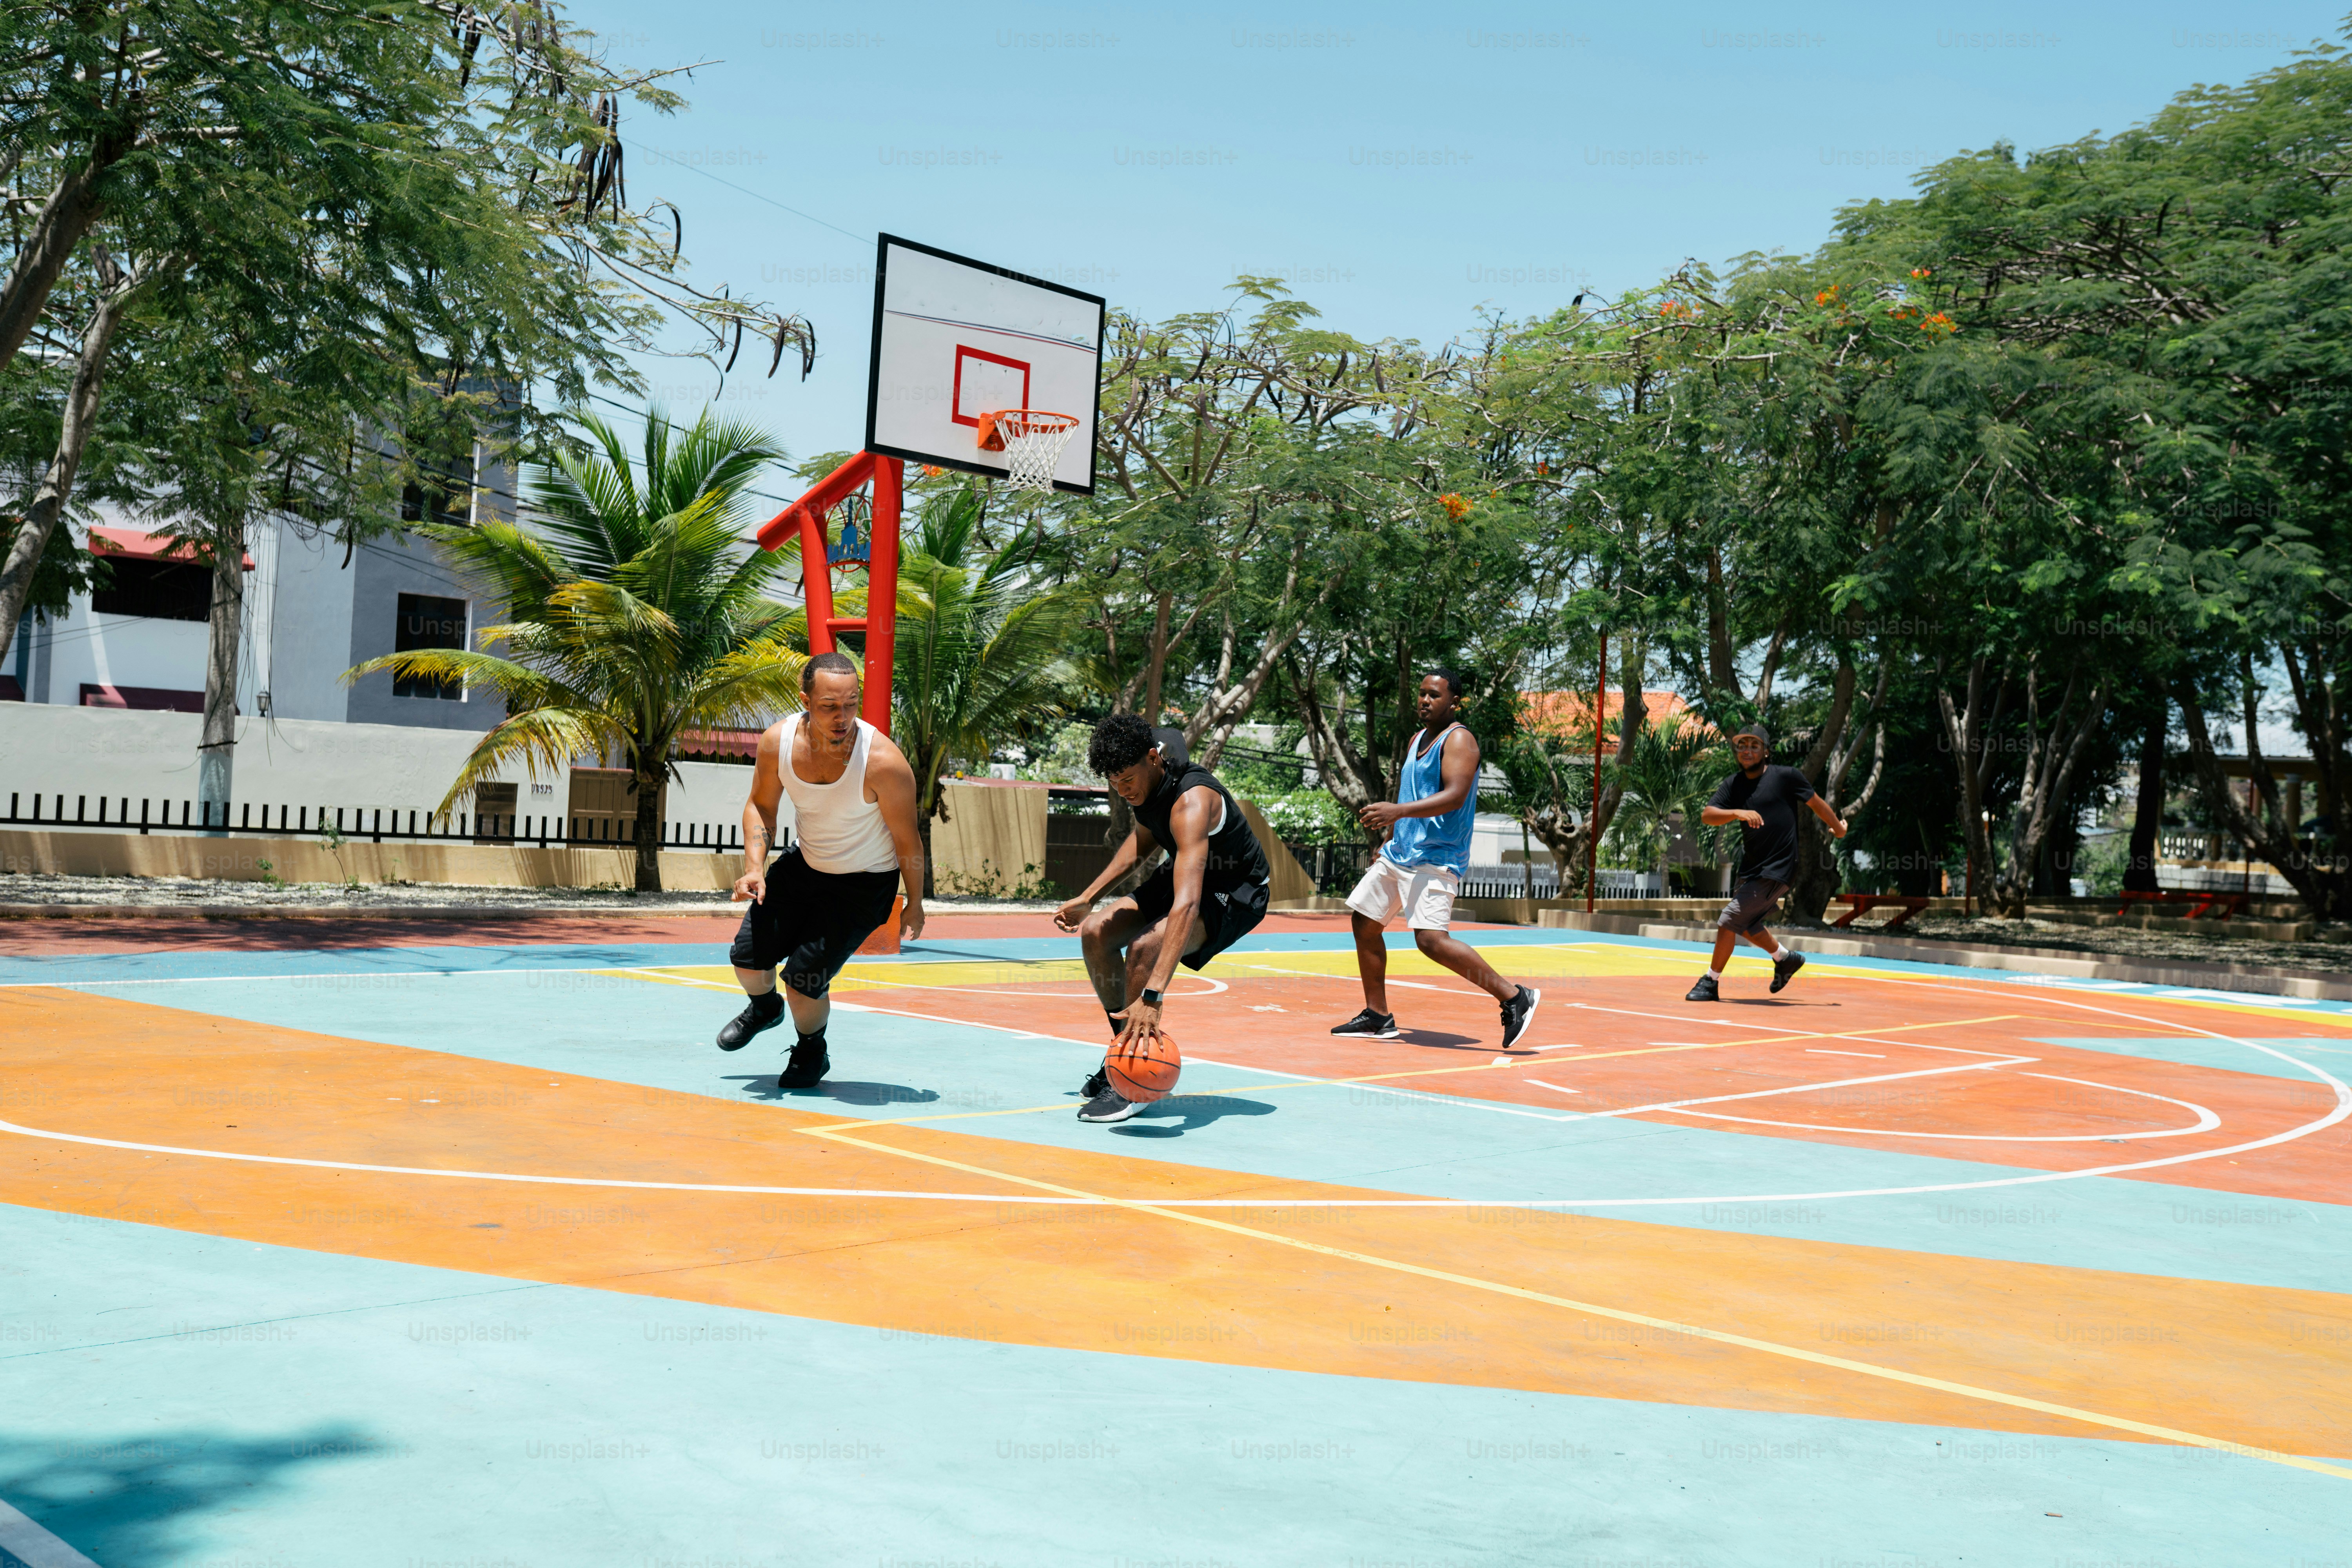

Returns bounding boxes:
[9,942,2352,1472]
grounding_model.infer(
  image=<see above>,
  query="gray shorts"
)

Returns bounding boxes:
[1718,877,1788,934]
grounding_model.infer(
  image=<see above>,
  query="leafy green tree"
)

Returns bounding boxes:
[347,409,801,891]
[1604,719,1736,890]
[0,0,812,820]
[883,485,1087,879]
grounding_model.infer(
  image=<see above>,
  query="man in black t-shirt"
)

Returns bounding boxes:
[1687,725,1846,1002]
[1053,714,1273,1122]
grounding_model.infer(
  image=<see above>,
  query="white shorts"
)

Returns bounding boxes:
[1345,857,1459,931]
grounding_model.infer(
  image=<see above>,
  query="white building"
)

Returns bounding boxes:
[1,456,775,846]
[6,457,514,732]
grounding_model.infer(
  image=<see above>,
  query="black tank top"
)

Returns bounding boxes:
[1131,728,1270,894]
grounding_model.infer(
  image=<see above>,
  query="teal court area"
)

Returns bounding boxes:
[4,913,2351,1567]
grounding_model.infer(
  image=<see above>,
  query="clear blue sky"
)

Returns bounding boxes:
[567,0,2339,474]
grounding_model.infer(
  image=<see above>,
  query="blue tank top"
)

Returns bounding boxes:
[1381,723,1476,876]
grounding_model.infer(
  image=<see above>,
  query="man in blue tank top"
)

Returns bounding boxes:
[1334,670,1541,1049]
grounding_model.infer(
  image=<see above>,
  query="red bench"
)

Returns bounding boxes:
[2119,889,2246,921]
[1830,893,1932,930]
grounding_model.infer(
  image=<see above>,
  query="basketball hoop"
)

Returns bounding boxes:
[976,409,1080,493]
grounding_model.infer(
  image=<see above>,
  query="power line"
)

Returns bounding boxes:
[634,143,873,248]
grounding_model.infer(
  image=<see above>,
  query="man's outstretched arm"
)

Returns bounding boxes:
[1808,794,1849,839]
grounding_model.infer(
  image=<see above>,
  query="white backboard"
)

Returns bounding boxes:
[865,235,1105,495]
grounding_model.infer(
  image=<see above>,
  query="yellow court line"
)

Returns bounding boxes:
[794,1013,2033,1135]
[796,1120,2352,1482]
[1791,963,2352,1031]
[1501,1014,2024,1072]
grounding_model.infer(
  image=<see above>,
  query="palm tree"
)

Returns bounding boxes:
[1605,718,1733,894]
[874,485,1085,880]
[348,408,804,891]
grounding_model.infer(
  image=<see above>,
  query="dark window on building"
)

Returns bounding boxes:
[392,592,467,700]
[399,456,473,526]
[90,558,211,622]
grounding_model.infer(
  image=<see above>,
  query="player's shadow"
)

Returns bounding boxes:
[1109,1093,1277,1138]
[725,1075,941,1106]
[1396,1029,1482,1050]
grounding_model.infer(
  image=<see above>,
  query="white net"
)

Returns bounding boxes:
[989,410,1080,493]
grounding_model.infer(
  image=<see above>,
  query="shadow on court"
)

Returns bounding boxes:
[724,1076,942,1106]
[0,1424,379,1566]
[1111,1094,1278,1138]
[1395,1030,1484,1050]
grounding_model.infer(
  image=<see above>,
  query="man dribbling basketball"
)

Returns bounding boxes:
[1054,715,1272,1124]
[719,652,927,1088]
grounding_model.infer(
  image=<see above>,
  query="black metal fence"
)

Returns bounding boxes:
[4,791,744,853]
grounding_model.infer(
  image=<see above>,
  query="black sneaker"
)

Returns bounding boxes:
[1330,1008,1400,1040]
[1076,1087,1143,1123]
[1080,1060,1110,1099]
[717,993,785,1051]
[1499,985,1542,1049]
[1685,973,1720,1002]
[1770,950,1806,994]
[778,1036,829,1089]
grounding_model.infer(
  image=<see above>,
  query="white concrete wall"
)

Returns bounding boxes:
[0,703,778,844]
[1470,812,1526,864]
[33,600,211,705]
[255,518,359,723]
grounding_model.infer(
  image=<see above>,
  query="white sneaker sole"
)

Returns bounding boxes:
[1077,1097,1144,1123]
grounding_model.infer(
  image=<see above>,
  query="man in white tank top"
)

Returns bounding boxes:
[718,652,927,1088]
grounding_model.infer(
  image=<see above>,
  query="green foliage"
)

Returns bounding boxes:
[886,486,1087,821]
[346,408,799,891]
[1249,789,1359,843]
[1604,722,1735,875]
[1016,721,1099,787]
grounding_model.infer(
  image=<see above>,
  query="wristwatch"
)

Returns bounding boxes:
[1139,988,1163,1007]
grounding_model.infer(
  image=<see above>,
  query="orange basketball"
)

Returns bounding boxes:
[1107,1028,1181,1103]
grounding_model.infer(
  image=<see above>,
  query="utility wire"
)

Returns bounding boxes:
[634,143,874,248]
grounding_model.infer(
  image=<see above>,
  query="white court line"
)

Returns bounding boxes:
[1234,962,1475,996]
[0,1496,103,1568]
[9,946,2346,1212]
[1541,1058,2034,1124]
[1565,1002,1773,1031]
[1808,1049,1884,1058]
[1684,1072,2222,1143]
[615,966,1231,1002]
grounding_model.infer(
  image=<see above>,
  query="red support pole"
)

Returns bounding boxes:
[799,504,836,654]
[759,448,899,737]
[862,457,902,736]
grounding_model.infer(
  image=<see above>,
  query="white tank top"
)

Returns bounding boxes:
[779,715,901,875]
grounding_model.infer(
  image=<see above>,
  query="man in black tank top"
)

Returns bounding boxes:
[1053,714,1272,1123]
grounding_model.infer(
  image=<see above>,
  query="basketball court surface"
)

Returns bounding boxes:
[5,913,2349,1565]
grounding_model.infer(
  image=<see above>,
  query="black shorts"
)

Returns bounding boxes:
[1717,877,1789,935]
[1128,868,1270,971]
[729,849,902,998]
